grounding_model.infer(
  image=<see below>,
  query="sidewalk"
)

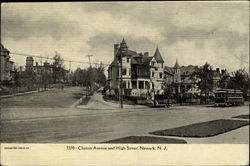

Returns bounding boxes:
[0,88,54,99]
[77,92,149,110]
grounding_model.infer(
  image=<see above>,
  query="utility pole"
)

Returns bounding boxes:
[39,55,43,65]
[119,39,128,109]
[86,54,93,95]
[86,55,93,68]
[69,61,71,71]
[119,51,123,109]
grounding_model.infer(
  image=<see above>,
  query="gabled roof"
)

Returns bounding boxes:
[125,49,138,57]
[131,55,154,66]
[1,44,10,58]
[154,47,164,63]
[165,65,198,76]
[180,65,198,75]
[164,66,174,75]
[110,58,119,67]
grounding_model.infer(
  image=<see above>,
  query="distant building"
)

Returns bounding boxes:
[164,60,199,94]
[108,39,165,98]
[0,44,14,83]
[211,68,228,95]
[25,57,53,76]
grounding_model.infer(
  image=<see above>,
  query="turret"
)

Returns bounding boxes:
[120,38,128,55]
[26,56,34,71]
[173,59,181,82]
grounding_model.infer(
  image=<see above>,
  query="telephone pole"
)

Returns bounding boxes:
[86,55,93,96]
[119,52,123,109]
[69,61,71,70]
[119,38,128,109]
[86,55,93,68]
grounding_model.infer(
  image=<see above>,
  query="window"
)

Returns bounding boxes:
[159,72,163,79]
[161,63,163,68]
[127,58,130,63]
[152,72,154,77]
[132,81,137,89]
[139,81,144,89]
[123,81,126,88]
[152,62,155,66]
[122,68,126,75]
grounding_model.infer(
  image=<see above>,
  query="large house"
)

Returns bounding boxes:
[107,39,165,98]
[164,61,199,95]
[107,39,229,100]
[0,44,14,84]
[26,56,53,76]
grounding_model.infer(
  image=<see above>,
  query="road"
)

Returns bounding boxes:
[1,87,249,143]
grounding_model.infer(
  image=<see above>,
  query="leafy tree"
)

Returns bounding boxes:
[227,68,249,99]
[52,52,66,83]
[72,64,106,92]
[40,71,52,89]
[93,62,106,86]
[19,70,36,91]
[191,62,214,103]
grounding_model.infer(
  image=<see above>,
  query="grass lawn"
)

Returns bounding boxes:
[232,114,249,120]
[150,119,249,137]
[102,136,187,144]
[0,86,84,108]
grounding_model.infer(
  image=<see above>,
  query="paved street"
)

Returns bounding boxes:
[1,88,249,143]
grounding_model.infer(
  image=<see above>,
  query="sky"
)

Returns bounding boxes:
[1,2,249,73]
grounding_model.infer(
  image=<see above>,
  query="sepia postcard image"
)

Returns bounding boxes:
[0,1,249,165]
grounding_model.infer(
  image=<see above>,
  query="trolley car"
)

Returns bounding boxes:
[214,89,244,106]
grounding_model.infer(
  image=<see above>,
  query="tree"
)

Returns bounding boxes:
[93,62,106,86]
[52,52,66,83]
[191,62,214,103]
[227,68,249,99]
[18,70,36,91]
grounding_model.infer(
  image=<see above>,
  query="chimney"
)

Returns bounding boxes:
[114,44,119,58]
[221,69,225,75]
[144,52,149,57]
[216,68,220,74]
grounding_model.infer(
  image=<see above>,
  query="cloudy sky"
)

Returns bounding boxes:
[1,2,249,72]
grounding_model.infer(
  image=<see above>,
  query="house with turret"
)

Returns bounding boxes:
[107,39,165,98]
[164,60,199,95]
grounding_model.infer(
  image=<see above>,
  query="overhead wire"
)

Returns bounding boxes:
[9,52,110,68]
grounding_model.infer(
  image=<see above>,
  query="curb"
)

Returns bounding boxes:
[70,96,84,108]
[0,89,51,99]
